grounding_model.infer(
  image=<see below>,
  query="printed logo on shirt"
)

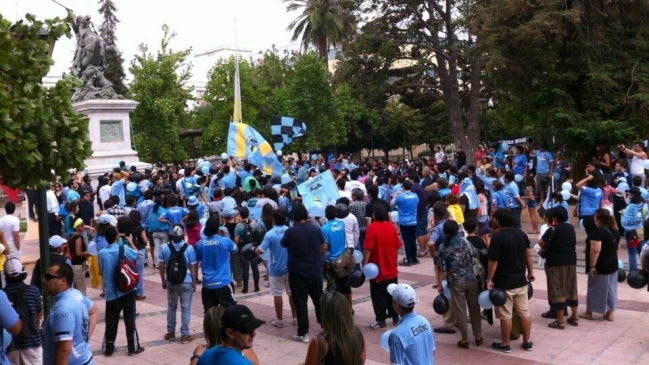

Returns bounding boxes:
[411,322,430,337]
[203,239,221,246]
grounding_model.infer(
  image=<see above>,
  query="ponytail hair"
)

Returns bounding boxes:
[595,209,617,232]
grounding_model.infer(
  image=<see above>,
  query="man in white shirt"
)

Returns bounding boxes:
[46,183,61,237]
[0,202,21,261]
[434,146,445,164]
[336,199,359,250]
[99,179,112,210]
[621,142,648,188]
[344,169,367,194]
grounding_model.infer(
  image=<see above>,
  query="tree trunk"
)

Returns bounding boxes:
[317,36,328,61]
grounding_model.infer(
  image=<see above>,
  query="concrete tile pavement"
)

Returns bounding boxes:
[14,207,649,365]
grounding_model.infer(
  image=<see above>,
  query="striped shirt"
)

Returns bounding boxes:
[2,283,43,349]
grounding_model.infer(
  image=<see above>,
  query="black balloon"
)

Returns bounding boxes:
[349,272,365,288]
[240,243,258,262]
[433,294,449,315]
[627,270,649,289]
[489,288,507,306]
[336,203,350,219]
[527,282,534,300]
[618,268,627,283]
[251,225,267,244]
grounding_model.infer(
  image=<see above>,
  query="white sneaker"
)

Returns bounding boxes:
[271,319,284,328]
[292,334,309,343]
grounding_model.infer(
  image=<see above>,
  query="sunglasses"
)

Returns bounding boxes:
[43,273,60,280]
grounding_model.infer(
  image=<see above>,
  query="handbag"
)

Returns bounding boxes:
[331,249,355,278]
[538,227,555,259]
[463,238,486,282]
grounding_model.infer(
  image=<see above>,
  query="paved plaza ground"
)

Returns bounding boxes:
[8,203,649,365]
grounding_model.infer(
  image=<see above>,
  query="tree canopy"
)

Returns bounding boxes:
[97,0,127,96]
[128,25,193,164]
[0,13,92,188]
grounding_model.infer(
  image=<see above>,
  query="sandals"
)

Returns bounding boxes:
[567,317,578,326]
[548,320,565,330]
[604,314,615,321]
[579,312,593,320]
[475,337,483,346]
[457,340,470,349]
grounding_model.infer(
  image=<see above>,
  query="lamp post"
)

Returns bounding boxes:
[36,27,58,315]
[478,98,489,145]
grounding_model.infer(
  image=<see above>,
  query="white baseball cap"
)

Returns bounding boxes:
[388,284,418,308]
[3,257,26,277]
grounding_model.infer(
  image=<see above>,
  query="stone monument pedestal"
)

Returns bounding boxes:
[73,99,150,176]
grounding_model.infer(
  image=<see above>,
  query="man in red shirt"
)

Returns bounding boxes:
[363,205,403,329]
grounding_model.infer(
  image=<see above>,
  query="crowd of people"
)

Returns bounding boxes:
[0,138,648,364]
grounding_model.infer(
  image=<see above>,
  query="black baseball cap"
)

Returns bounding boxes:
[222,305,266,333]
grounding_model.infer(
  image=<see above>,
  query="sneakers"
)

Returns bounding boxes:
[491,342,512,353]
[522,341,534,351]
[292,334,309,343]
[433,327,456,334]
[164,333,176,341]
[411,259,421,265]
[398,259,412,267]
[128,348,145,356]
[181,335,196,344]
[368,321,387,330]
[271,319,284,328]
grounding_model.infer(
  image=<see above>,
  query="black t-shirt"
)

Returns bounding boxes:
[132,224,147,250]
[365,198,390,222]
[456,151,466,167]
[281,222,325,278]
[541,223,577,267]
[586,227,620,275]
[467,235,488,269]
[488,228,530,290]
[77,200,95,225]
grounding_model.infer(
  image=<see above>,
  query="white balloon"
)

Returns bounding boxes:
[561,182,572,191]
[514,174,523,182]
[560,190,571,201]
[87,241,98,256]
[197,159,204,165]
[221,153,228,160]
[276,150,282,157]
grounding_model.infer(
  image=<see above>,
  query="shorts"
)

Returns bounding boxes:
[269,274,291,296]
[325,264,352,295]
[415,216,428,237]
[494,285,530,320]
[527,199,537,209]
[201,284,237,313]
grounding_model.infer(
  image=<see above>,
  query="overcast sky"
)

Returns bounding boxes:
[2,0,300,82]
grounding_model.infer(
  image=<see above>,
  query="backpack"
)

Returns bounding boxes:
[241,222,254,246]
[166,242,189,284]
[114,245,139,292]
[6,285,36,342]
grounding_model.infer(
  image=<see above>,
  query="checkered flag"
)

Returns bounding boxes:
[270,116,307,151]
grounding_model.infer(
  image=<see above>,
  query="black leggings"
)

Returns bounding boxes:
[240,254,260,291]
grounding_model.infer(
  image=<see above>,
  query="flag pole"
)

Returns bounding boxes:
[232,17,243,123]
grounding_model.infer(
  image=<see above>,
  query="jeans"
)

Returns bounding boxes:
[167,283,193,337]
[399,224,418,263]
[152,231,168,266]
[627,238,638,271]
[288,272,323,336]
[240,255,260,292]
[103,291,141,354]
[136,249,146,296]
[370,277,398,322]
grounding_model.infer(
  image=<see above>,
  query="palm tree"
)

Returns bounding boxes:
[284,0,353,60]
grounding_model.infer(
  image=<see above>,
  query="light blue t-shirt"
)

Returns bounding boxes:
[579,186,603,216]
[137,199,154,231]
[394,191,419,226]
[221,196,238,217]
[98,243,138,301]
[389,312,435,365]
[161,206,189,233]
[321,220,347,263]
[67,190,80,202]
[43,288,93,365]
[197,346,252,365]
[259,225,289,276]
[504,181,521,208]
[158,241,197,284]
[219,171,237,189]
[196,235,237,289]
[513,154,528,175]
[534,150,554,174]
[622,202,645,231]
[0,291,18,365]
[111,180,126,206]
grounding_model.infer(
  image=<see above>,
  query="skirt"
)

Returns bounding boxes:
[545,265,578,311]
[586,271,617,314]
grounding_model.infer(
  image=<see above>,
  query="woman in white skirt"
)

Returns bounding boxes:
[580,209,620,321]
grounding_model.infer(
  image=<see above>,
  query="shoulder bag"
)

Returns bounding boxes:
[463,237,486,282]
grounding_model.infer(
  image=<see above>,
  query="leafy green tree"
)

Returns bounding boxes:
[97,0,127,96]
[0,13,92,188]
[335,0,484,162]
[284,0,357,59]
[474,0,649,159]
[128,25,193,163]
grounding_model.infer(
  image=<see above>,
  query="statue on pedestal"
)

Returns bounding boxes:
[70,15,124,103]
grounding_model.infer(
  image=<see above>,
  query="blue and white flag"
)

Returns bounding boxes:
[297,170,340,211]
[270,116,307,151]
[459,178,479,210]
